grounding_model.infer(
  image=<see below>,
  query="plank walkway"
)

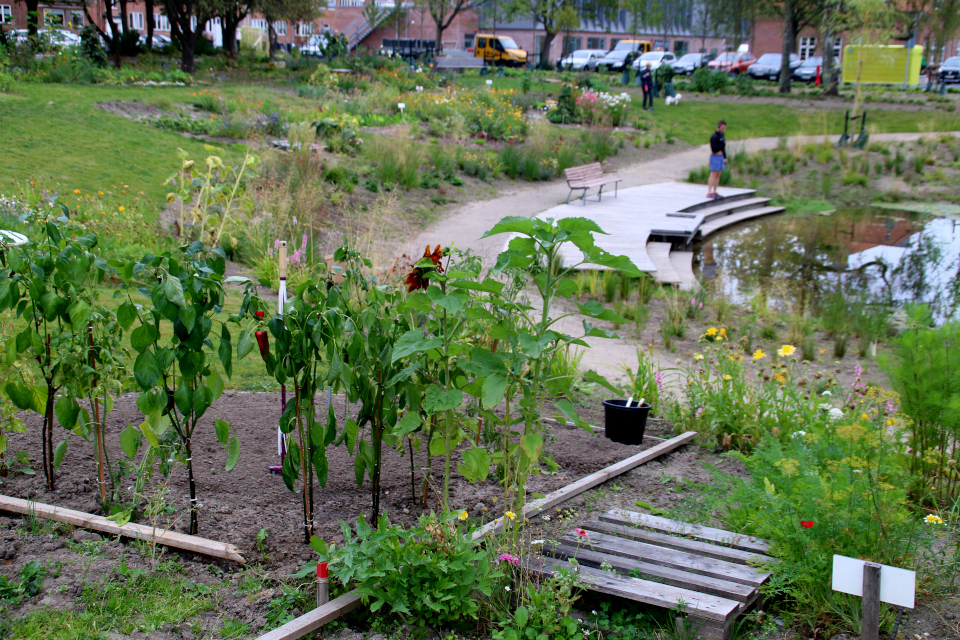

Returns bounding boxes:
[531,509,776,640]
[535,182,784,288]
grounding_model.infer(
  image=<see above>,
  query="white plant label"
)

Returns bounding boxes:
[831,554,915,608]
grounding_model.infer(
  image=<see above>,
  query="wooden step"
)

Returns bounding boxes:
[646,241,680,284]
[697,197,772,222]
[680,190,758,214]
[698,206,786,238]
[547,542,759,606]
[524,555,741,631]
[560,529,768,586]
[668,251,697,290]
[585,520,776,568]
[600,510,772,556]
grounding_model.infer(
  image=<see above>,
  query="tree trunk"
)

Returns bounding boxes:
[541,30,557,68]
[435,22,444,53]
[119,0,130,35]
[821,25,838,96]
[222,11,243,59]
[146,0,155,49]
[779,0,797,94]
[24,0,38,37]
[180,35,195,72]
[268,23,277,62]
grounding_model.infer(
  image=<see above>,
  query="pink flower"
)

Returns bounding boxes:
[655,370,665,394]
[499,553,520,567]
[575,528,588,537]
[301,233,308,252]
[695,407,704,419]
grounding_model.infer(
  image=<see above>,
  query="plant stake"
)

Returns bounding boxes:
[317,561,329,606]
[270,241,288,474]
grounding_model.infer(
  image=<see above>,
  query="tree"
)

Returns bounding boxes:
[691,0,720,54]
[76,0,128,68]
[426,0,474,52]
[258,0,321,61]
[924,0,960,65]
[217,0,252,58]
[774,0,820,93]
[620,0,644,46]
[164,0,216,72]
[830,0,897,116]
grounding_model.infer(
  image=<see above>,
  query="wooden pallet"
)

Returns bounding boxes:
[530,509,775,640]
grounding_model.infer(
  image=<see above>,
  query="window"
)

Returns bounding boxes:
[70,11,84,27]
[464,33,474,49]
[251,18,268,32]
[190,16,197,30]
[674,40,688,57]
[586,37,604,50]
[0,5,11,24]
[44,9,64,26]
[799,36,817,60]
[296,21,313,36]
[477,37,486,48]
[154,13,170,31]
[832,36,842,60]
[562,36,581,56]
[273,21,286,36]
[129,12,144,31]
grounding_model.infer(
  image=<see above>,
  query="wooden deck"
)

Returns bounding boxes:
[529,509,775,640]
[536,182,784,288]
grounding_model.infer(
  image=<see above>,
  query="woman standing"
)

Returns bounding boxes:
[640,63,654,111]
[707,120,727,200]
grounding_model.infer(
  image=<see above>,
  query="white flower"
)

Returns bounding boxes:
[821,390,832,396]
[505,586,511,591]
[531,540,545,545]
[791,431,807,438]
[828,407,844,420]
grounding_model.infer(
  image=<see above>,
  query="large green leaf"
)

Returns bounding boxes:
[582,369,623,396]
[53,439,68,468]
[214,418,230,446]
[5,381,36,412]
[226,435,240,471]
[481,216,536,238]
[218,324,232,378]
[130,324,159,353]
[54,395,80,429]
[457,447,491,483]
[577,300,627,324]
[140,421,160,447]
[553,398,590,431]
[237,326,254,360]
[481,373,508,409]
[133,351,162,390]
[556,217,606,234]
[393,412,422,438]
[519,433,543,463]
[312,447,328,487]
[423,386,463,414]
[116,302,138,330]
[391,330,443,363]
[447,278,505,295]
[163,275,187,308]
[119,425,141,458]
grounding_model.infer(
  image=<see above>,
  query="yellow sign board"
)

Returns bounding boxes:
[842,44,923,85]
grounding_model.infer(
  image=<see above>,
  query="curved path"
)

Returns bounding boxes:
[399,131,958,379]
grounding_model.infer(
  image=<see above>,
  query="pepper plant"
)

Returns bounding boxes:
[0,212,112,491]
[123,241,245,534]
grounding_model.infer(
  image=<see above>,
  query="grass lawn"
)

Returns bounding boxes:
[0,82,248,220]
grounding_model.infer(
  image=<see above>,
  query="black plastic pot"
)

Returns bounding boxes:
[602,399,651,445]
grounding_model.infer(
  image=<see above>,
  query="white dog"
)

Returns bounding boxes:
[665,93,683,106]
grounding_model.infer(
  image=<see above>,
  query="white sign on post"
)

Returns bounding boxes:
[831,555,916,609]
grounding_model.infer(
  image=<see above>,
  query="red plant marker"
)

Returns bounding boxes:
[800,520,815,529]
[317,561,328,578]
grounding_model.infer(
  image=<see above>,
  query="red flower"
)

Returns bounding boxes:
[255,310,265,320]
[403,244,444,292]
[800,520,815,529]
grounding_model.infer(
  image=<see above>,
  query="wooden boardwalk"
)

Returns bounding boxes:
[529,509,775,640]
[536,182,784,289]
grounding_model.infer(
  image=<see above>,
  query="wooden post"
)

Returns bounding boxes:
[861,562,881,640]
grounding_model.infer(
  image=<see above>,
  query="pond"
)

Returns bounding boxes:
[693,204,960,319]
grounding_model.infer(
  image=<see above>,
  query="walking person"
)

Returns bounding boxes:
[707,120,727,200]
[640,63,654,111]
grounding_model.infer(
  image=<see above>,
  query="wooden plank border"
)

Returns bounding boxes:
[256,593,364,640]
[0,495,245,563]
[473,431,696,540]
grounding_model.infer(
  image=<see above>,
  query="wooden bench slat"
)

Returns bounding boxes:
[601,510,772,555]
[548,542,758,605]
[562,530,770,587]
[587,520,777,567]
[524,555,741,624]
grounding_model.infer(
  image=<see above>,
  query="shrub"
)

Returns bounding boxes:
[735,73,756,96]
[690,67,729,92]
[314,514,502,628]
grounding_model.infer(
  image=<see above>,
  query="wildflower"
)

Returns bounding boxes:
[403,244,444,292]
[695,407,704,419]
[753,349,767,361]
[531,540,545,545]
[118,205,125,212]
[819,349,826,355]
[73,189,80,194]
[724,374,732,381]
[499,553,520,566]
[924,514,945,525]
[458,510,468,521]
[828,407,844,420]
[505,511,516,521]
[774,373,786,384]
[719,328,727,336]
[98,190,104,196]
[694,353,703,361]
[505,585,511,591]
[777,345,796,358]
[800,520,814,528]
[575,528,588,537]
[861,413,870,421]
[705,327,718,337]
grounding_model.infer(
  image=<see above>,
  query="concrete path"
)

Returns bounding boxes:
[398,131,958,380]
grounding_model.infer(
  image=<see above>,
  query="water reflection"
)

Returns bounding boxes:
[694,207,960,319]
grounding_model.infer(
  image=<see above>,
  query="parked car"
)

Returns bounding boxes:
[559,49,607,71]
[792,56,823,83]
[708,51,756,75]
[746,53,800,81]
[9,28,81,47]
[940,56,960,84]
[596,49,635,72]
[139,33,173,49]
[473,34,527,67]
[631,50,677,71]
[670,52,714,75]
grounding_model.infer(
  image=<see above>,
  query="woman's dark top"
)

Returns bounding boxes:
[710,129,726,158]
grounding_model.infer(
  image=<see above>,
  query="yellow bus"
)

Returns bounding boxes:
[473,34,528,67]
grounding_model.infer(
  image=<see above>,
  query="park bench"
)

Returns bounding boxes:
[563,162,622,205]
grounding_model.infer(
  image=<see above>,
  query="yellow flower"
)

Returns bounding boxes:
[774,373,786,384]
[118,206,125,212]
[458,510,468,521]
[694,353,704,361]
[505,511,516,521]
[777,345,796,358]
[98,190,104,196]
[716,335,724,342]
[724,374,732,381]
[819,349,826,355]
[861,413,869,421]
[924,514,944,525]
[720,328,727,336]
[73,189,80,194]
[705,327,718,337]
[753,349,767,361]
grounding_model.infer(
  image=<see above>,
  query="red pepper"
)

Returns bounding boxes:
[256,330,269,358]
[255,310,265,320]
